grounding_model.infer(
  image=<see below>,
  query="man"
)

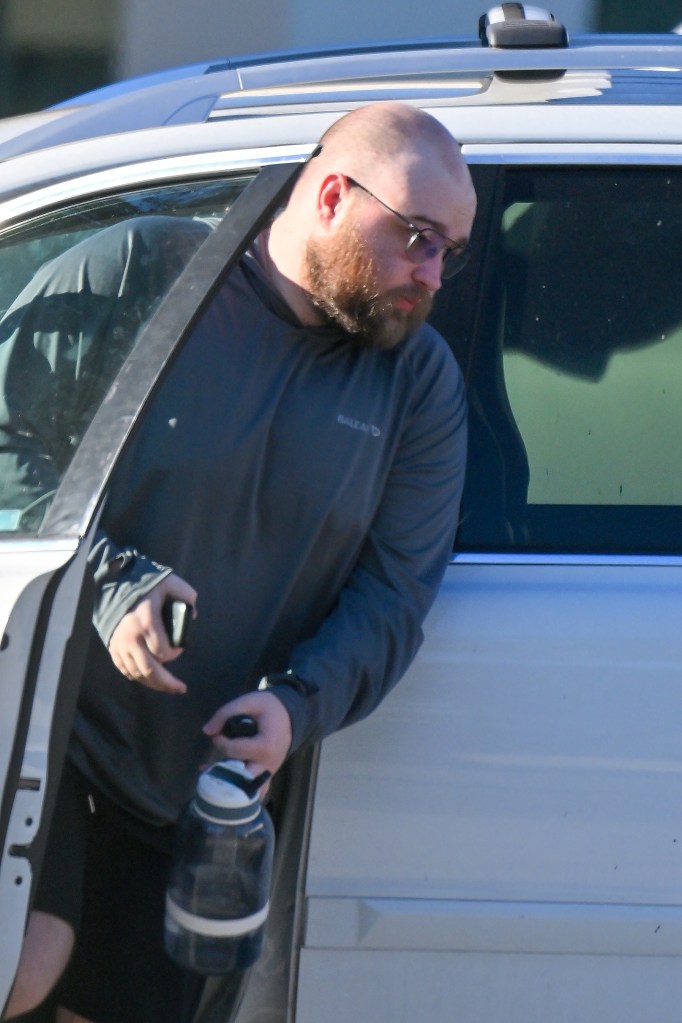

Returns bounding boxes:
[5,100,476,1023]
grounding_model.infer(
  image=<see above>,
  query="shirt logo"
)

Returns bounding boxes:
[337,413,381,438]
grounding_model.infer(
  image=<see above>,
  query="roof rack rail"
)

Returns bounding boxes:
[479,4,569,49]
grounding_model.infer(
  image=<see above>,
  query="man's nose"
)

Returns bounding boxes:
[412,253,443,293]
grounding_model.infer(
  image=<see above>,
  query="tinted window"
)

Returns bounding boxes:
[455,167,682,554]
[0,176,251,533]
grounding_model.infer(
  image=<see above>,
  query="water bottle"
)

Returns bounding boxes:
[164,757,275,974]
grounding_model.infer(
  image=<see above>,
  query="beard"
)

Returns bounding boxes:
[304,222,433,350]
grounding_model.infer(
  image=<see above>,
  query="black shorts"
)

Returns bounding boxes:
[32,760,204,1023]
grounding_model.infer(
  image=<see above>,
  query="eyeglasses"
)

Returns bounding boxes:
[346,176,471,280]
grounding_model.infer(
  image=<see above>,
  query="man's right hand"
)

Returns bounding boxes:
[107,573,197,694]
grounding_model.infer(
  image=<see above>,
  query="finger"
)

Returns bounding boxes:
[144,621,182,663]
[140,661,188,694]
[210,734,261,763]
[206,697,251,727]
[121,645,187,695]
[165,578,198,609]
[124,637,158,679]
[113,639,149,681]
[153,576,198,615]
[214,733,286,786]
[202,693,264,736]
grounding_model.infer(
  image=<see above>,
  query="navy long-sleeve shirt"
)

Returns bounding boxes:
[66,241,467,824]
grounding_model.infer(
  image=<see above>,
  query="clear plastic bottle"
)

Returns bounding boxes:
[164,759,275,974]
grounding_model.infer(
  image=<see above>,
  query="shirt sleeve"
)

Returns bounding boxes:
[88,529,172,648]
[278,336,468,752]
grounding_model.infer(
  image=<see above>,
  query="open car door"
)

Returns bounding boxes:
[0,159,304,1012]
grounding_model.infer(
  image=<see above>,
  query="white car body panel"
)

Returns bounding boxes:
[0,539,84,1005]
[1,106,682,211]
[302,561,682,1020]
[295,947,682,1023]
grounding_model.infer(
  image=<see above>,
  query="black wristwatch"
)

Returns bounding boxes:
[258,671,319,698]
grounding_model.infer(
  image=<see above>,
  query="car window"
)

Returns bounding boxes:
[0,175,252,534]
[456,167,682,555]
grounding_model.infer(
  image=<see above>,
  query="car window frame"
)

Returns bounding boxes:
[444,152,682,563]
[38,160,304,538]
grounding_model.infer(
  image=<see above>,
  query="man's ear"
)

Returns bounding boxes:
[317,173,345,223]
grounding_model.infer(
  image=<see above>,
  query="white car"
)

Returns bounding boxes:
[2,6,682,1021]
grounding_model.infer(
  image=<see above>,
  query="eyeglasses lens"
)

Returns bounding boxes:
[442,245,471,279]
[406,231,471,280]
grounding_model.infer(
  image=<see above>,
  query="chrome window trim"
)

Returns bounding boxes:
[0,537,79,555]
[463,142,682,162]
[452,552,682,567]
[0,143,314,229]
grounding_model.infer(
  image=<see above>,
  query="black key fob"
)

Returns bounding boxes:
[222,714,258,738]
[162,599,192,647]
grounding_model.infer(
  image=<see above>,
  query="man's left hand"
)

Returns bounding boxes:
[202,690,293,795]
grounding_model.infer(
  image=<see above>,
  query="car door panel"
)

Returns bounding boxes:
[296,947,682,1023]
[302,561,682,1022]
[0,537,90,1007]
[0,159,304,1014]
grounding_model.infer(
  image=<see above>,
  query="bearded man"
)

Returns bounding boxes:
[7,101,476,1023]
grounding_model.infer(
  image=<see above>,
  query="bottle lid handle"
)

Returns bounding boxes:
[210,762,271,799]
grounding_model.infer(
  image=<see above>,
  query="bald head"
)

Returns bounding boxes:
[296,102,474,207]
[316,102,465,180]
[267,101,477,338]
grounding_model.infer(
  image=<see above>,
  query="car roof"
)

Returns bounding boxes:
[0,9,682,201]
